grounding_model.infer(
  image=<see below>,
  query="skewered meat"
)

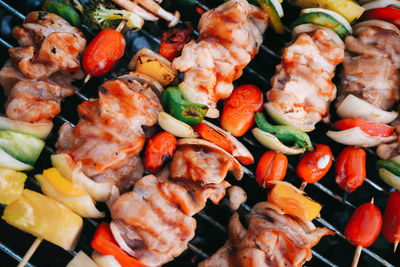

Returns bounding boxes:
[172,0,268,117]
[10,11,86,80]
[266,27,344,131]
[109,139,243,266]
[56,77,162,193]
[337,20,400,111]
[200,202,333,267]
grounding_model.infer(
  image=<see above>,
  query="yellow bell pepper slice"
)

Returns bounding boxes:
[0,167,27,205]
[41,168,86,197]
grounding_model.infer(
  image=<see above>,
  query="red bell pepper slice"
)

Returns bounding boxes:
[361,7,400,27]
[91,222,147,267]
[334,117,394,137]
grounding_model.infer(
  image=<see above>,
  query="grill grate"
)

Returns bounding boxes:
[0,0,398,266]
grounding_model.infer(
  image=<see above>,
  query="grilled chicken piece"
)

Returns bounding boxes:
[200,202,333,267]
[266,28,344,131]
[337,22,400,111]
[56,79,162,193]
[10,11,86,80]
[172,0,268,117]
[110,140,242,266]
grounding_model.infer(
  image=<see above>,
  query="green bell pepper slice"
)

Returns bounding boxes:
[255,112,313,151]
[258,0,284,34]
[161,87,209,125]
[43,0,81,27]
[376,159,400,177]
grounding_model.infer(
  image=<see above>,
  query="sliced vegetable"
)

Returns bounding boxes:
[67,251,99,267]
[382,191,400,246]
[158,111,198,138]
[290,0,365,23]
[36,168,105,218]
[195,120,254,165]
[159,22,192,61]
[82,28,126,77]
[363,0,400,10]
[376,159,400,176]
[0,130,45,165]
[336,94,398,124]
[335,147,366,193]
[118,72,164,97]
[2,189,83,251]
[292,23,345,47]
[161,87,208,125]
[43,0,81,27]
[258,0,284,34]
[255,112,313,151]
[144,132,177,173]
[264,102,315,132]
[252,128,306,155]
[92,252,122,267]
[361,7,400,27]
[354,19,400,35]
[83,0,143,31]
[256,151,288,188]
[327,127,396,147]
[129,47,178,87]
[297,144,332,184]
[378,168,400,190]
[0,116,52,139]
[221,84,264,137]
[51,153,113,202]
[268,181,322,221]
[0,168,27,205]
[334,118,394,137]
[345,202,382,247]
[291,9,351,38]
[0,148,33,171]
[92,222,147,267]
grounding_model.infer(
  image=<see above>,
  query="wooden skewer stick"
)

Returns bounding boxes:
[299,181,307,191]
[82,20,127,87]
[351,245,363,267]
[17,238,42,267]
[394,241,398,253]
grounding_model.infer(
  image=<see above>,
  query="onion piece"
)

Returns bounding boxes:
[292,23,344,48]
[92,252,122,267]
[354,19,400,36]
[0,116,52,139]
[264,102,315,132]
[363,0,400,10]
[252,128,306,155]
[109,221,137,257]
[118,71,164,98]
[301,8,352,34]
[0,148,33,171]
[378,168,400,190]
[158,111,198,138]
[271,0,284,18]
[336,94,398,124]
[67,251,99,267]
[326,127,396,147]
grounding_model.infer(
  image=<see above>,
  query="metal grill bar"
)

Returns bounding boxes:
[0,241,35,267]
[0,0,396,266]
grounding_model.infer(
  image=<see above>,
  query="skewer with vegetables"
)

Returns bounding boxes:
[382,191,400,252]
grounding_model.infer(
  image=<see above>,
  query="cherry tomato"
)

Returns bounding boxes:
[334,118,394,137]
[221,85,264,137]
[82,28,126,77]
[361,7,400,28]
[297,144,332,184]
[345,202,383,247]
[159,22,192,61]
[256,151,288,188]
[335,147,366,193]
[144,132,177,173]
[382,191,400,244]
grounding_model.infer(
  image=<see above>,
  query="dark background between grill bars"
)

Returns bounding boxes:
[0,0,399,266]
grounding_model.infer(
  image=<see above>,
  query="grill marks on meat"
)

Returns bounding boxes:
[267,29,344,128]
[338,25,400,110]
[56,79,162,193]
[172,0,268,114]
[10,11,86,80]
[200,203,333,267]
[110,142,239,266]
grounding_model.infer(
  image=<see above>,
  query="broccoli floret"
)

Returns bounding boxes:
[83,0,143,31]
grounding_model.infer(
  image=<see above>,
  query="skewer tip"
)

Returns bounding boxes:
[299,181,308,191]
[17,238,42,267]
[83,74,91,85]
[351,245,363,267]
[370,197,374,204]
[394,241,398,253]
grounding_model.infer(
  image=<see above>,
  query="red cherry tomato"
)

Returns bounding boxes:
[83,28,126,77]
[221,85,264,137]
[256,151,288,188]
[382,191,400,244]
[144,132,177,173]
[345,202,383,247]
[334,118,394,137]
[335,147,366,193]
[297,144,332,184]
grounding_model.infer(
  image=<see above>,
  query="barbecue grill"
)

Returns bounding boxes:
[0,0,399,266]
